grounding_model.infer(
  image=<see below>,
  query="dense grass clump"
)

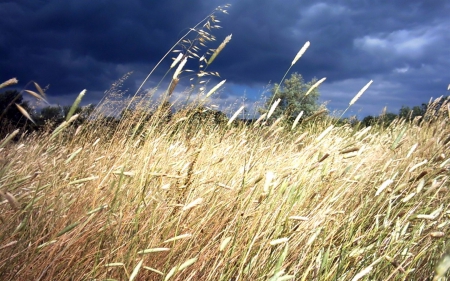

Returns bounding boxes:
[1,96,449,280]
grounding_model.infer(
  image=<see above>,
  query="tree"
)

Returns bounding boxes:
[261,72,321,120]
[36,104,94,128]
[187,106,228,125]
[398,105,426,120]
[38,106,65,124]
[398,96,450,121]
[360,112,398,127]
[361,115,376,127]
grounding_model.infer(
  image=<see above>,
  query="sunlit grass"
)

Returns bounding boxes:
[1,96,449,280]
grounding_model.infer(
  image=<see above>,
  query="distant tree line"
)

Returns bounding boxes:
[0,89,230,139]
[360,96,449,127]
[0,90,96,138]
[1,79,448,139]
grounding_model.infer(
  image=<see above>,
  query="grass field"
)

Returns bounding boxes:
[1,5,450,280]
[1,95,449,280]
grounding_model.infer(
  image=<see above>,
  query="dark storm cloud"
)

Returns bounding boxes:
[0,0,449,117]
[214,0,450,116]
[219,0,450,78]
[0,0,218,98]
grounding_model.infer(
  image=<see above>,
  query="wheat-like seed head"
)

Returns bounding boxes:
[375,179,394,196]
[253,113,267,127]
[219,237,232,252]
[15,103,35,124]
[294,132,308,144]
[263,171,275,194]
[173,57,188,79]
[24,90,50,105]
[352,264,374,281]
[67,114,80,123]
[349,80,373,106]
[291,111,304,130]
[170,53,184,69]
[0,129,19,148]
[0,78,18,89]
[207,34,232,65]
[183,197,204,211]
[163,234,193,244]
[269,237,289,245]
[266,98,281,120]
[167,78,179,99]
[406,143,418,158]
[0,191,20,210]
[305,77,326,97]
[129,259,143,281]
[409,160,428,173]
[291,41,310,65]
[269,116,283,131]
[66,89,86,121]
[316,125,334,142]
[33,82,46,98]
[205,79,226,98]
[227,106,245,126]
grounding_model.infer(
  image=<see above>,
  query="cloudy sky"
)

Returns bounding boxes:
[1,0,449,118]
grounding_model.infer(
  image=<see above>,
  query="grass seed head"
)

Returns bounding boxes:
[207,34,232,65]
[266,98,281,120]
[227,106,245,126]
[291,111,304,130]
[170,53,184,69]
[0,78,18,89]
[173,57,188,79]
[304,77,326,97]
[292,41,310,65]
[15,103,35,124]
[183,198,204,211]
[205,79,226,98]
[349,80,373,106]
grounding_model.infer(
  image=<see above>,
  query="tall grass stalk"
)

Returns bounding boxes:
[266,41,310,119]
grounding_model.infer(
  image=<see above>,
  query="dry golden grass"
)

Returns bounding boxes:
[0,101,449,280]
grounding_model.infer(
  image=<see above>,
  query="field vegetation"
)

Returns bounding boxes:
[1,4,450,281]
